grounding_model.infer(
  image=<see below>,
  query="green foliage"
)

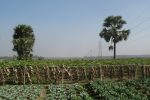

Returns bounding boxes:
[12,24,35,60]
[0,58,150,68]
[100,16,130,43]
[0,78,150,99]
[0,85,42,99]
[85,78,150,100]
[46,84,93,100]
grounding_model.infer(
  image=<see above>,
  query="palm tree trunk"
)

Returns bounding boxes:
[114,42,116,59]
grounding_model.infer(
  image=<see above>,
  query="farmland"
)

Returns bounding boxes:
[0,85,43,100]
[1,58,150,67]
[1,0,150,99]
[0,58,149,99]
[0,78,150,99]
[0,58,150,84]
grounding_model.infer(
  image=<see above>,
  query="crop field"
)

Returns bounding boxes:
[0,58,150,84]
[0,58,149,99]
[0,58,150,67]
[0,78,150,100]
[0,85,43,100]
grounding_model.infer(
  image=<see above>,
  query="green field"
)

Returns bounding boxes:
[0,58,150,67]
[0,78,150,100]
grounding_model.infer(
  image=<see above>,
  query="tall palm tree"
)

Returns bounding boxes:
[12,24,35,60]
[99,16,130,59]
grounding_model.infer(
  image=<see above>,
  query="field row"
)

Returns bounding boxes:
[0,64,150,84]
[0,85,43,100]
[85,79,150,100]
[0,58,150,67]
[0,78,150,100]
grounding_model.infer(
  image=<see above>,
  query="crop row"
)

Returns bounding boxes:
[0,85,43,100]
[46,84,92,100]
[86,81,150,100]
[0,64,150,85]
[0,78,150,100]
[0,58,150,67]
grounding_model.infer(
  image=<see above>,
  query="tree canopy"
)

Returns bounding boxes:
[12,24,35,60]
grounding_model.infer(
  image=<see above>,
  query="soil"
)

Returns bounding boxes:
[36,87,47,100]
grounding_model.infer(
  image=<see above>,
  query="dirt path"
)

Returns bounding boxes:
[36,87,47,100]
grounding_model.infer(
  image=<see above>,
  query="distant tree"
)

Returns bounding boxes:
[99,16,130,59]
[12,24,35,60]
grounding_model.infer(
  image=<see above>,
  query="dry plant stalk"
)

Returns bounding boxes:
[13,68,18,84]
[35,66,41,84]
[45,66,50,83]
[0,69,5,85]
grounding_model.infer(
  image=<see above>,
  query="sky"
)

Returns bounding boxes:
[0,0,150,57]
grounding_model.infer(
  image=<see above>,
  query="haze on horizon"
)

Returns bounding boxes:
[0,0,150,57]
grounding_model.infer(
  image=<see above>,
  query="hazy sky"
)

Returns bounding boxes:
[0,0,150,57]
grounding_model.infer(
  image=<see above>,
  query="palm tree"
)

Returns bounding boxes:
[99,16,130,59]
[12,24,35,60]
